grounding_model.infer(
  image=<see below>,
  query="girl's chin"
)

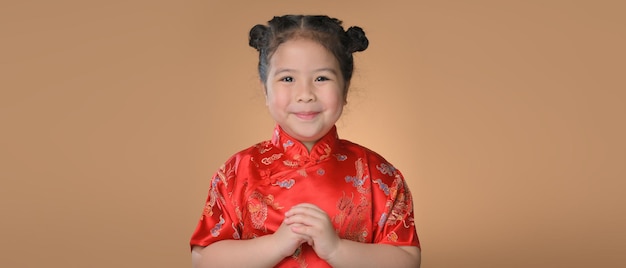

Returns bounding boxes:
[285,129,324,141]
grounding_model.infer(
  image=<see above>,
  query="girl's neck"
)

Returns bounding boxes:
[302,140,315,153]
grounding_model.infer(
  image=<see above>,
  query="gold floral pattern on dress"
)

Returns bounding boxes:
[335,192,354,225]
[217,162,236,187]
[261,153,283,165]
[247,191,283,232]
[231,222,240,239]
[318,143,332,161]
[283,159,299,167]
[385,178,413,227]
[344,158,370,194]
[386,231,399,242]
[202,163,233,219]
[255,141,273,154]
[334,192,369,242]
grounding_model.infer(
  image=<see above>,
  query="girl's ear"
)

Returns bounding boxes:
[261,81,269,105]
[342,82,350,105]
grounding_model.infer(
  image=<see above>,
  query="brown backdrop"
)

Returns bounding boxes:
[2,0,624,267]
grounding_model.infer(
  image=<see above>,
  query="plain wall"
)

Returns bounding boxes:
[1,0,624,267]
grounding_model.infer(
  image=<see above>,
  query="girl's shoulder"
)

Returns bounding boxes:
[337,139,403,177]
[216,139,281,170]
[338,139,391,163]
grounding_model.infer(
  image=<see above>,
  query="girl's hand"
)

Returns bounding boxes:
[271,219,312,258]
[284,203,340,261]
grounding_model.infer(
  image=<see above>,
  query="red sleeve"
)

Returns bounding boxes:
[370,161,420,248]
[190,158,243,248]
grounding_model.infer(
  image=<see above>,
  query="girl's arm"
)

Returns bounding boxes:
[325,242,420,268]
[191,236,282,268]
[191,238,421,268]
[192,221,311,268]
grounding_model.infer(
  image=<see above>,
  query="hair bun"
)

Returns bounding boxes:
[249,24,268,51]
[346,26,369,53]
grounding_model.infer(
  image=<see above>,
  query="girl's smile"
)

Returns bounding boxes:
[294,112,320,120]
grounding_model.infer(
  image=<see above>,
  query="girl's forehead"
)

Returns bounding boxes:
[277,37,325,50]
[271,39,335,60]
[270,45,339,70]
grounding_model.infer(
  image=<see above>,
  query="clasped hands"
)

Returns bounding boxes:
[273,203,341,261]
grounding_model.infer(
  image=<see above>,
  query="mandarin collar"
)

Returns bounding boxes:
[270,125,338,165]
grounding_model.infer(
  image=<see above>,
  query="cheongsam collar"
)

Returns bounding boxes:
[271,124,337,165]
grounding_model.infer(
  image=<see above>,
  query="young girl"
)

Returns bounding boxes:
[190,15,421,267]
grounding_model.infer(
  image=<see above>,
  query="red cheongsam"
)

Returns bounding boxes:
[190,125,420,267]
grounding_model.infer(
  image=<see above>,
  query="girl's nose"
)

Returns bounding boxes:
[296,81,316,103]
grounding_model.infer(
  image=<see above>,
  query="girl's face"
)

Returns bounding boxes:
[264,38,346,151]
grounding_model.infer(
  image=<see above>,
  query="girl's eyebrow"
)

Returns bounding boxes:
[274,68,296,75]
[314,68,338,74]
[273,67,338,75]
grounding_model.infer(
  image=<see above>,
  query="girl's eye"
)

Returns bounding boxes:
[315,76,330,82]
[280,77,294,82]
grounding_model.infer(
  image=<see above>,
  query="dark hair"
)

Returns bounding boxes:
[249,15,369,92]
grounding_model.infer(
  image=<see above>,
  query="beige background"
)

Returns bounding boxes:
[1,0,624,267]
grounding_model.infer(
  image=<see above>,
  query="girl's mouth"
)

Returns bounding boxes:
[294,112,319,120]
